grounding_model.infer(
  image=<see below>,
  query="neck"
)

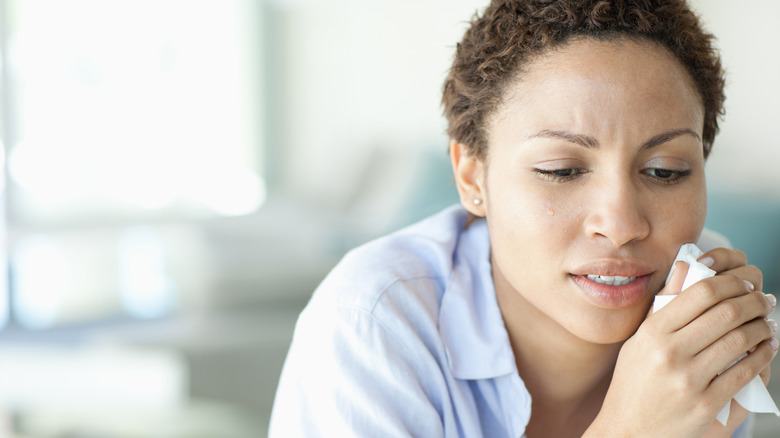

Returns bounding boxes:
[494,264,622,436]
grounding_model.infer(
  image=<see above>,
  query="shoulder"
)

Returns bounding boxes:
[270,208,478,436]
[309,205,472,315]
[285,205,480,386]
[697,228,732,251]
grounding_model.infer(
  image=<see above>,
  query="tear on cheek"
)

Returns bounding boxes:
[542,201,584,220]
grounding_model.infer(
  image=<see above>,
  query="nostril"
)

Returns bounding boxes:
[584,214,651,247]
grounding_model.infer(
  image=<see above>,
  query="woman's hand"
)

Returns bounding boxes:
[587,248,777,438]
[698,250,775,437]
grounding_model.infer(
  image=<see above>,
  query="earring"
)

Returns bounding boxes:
[473,198,482,206]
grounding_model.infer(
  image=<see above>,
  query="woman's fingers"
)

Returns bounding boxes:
[664,260,689,296]
[698,247,747,274]
[693,315,776,379]
[617,248,776,434]
[706,338,778,408]
[646,261,689,320]
[699,248,764,291]
[718,264,764,295]
[655,274,758,334]
[680,290,776,356]
[759,353,773,386]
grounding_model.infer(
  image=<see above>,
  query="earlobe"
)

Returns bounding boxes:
[449,141,486,217]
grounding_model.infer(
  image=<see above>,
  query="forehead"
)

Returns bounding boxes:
[488,37,704,144]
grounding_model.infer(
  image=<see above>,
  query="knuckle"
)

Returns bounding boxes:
[734,249,747,261]
[726,329,750,351]
[649,346,678,370]
[733,363,756,385]
[754,343,775,364]
[762,320,775,338]
[728,274,749,292]
[693,398,716,419]
[671,370,697,393]
[746,265,763,283]
[753,291,773,314]
[716,301,742,324]
[693,281,718,302]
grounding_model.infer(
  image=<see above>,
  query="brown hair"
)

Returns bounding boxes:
[442,0,725,160]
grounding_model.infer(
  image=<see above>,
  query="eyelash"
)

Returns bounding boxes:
[642,168,692,185]
[533,168,692,184]
[534,168,588,182]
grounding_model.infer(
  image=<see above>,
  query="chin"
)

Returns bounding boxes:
[565,310,647,345]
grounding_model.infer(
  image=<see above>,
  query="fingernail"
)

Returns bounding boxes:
[769,319,778,334]
[767,293,777,307]
[698,256,715,268]
[770,338,779,351]
[744,281,755,292]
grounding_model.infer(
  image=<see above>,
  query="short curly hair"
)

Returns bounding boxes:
[442,0,725,160]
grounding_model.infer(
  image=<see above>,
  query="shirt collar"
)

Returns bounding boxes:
[438,216,518,380]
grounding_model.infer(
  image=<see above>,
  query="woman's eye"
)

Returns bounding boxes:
[643,168,691,184]
[534,168,587,182]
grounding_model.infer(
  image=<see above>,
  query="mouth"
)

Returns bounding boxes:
[571,271,653,309]
[585,274,636,286]
[570,259,656,309]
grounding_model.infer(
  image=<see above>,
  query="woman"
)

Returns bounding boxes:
[269,1,777,436]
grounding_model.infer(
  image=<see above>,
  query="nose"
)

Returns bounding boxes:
[582,177,650,247]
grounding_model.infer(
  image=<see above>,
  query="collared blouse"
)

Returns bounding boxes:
[268,206,751,437]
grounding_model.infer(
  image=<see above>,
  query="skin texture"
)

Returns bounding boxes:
[451,38,776,437]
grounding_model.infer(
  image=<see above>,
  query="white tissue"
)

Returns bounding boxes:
[653,243,780,425]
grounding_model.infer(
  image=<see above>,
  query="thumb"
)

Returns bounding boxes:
[646,260,689,319]
[658,260,690,297]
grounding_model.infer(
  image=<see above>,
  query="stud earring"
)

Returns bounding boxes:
[473,198,482,206]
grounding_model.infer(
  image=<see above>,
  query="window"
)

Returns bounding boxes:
[0,0,264,329]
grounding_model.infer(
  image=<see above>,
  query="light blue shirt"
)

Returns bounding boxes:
[269,205,751,437]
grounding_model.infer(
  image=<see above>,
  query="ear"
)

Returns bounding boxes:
[450,140,487,217]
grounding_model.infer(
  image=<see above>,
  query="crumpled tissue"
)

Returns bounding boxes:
[653,243,780,425]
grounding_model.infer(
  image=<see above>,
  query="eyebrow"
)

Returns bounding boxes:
[526,128,702,150]
[528,130,598,148]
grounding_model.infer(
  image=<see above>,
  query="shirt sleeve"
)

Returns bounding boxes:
[268,304,447,438]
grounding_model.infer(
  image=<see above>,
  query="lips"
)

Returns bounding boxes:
[571,274,652,309]
[570,259,655,309]
[572,259,654,278]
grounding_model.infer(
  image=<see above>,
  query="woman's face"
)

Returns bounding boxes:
[455,38,707,344]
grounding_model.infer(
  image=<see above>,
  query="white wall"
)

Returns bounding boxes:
[689,0,780,198]
[271,0,486,211]
[271,0,780,211]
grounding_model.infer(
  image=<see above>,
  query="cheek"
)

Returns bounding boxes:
[487,188,585,268]
[542,198,584,221]
[654,186,707,241]
[489,185,583,237]
[484,166,585,238]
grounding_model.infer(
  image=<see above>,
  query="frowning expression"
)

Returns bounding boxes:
[457,37,707,344]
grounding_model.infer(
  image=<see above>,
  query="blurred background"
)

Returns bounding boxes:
[0,0,777,437]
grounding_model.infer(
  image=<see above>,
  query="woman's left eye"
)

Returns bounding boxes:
[642,168,691,184]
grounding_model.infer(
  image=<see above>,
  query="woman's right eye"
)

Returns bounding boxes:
[534,168,587,182]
